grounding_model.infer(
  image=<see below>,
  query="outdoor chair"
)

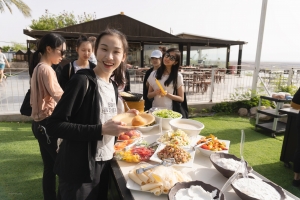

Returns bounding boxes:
[187,73,206,94]
[183,72,195,93]
[134,69,146,82]
[217,69,226,83]
[199,74,212,94]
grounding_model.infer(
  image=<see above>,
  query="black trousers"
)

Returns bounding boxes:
[294,113,300,173]
[32,119,59,200]
[59,161,110,200]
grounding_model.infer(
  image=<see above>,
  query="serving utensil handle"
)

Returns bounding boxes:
[136,163,161,174]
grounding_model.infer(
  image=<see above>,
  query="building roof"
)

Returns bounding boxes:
[15,50,27,54]
[23,13,247,47]
[176,32,247,45]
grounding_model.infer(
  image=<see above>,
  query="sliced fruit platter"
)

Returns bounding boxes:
[117,130,142,141]
[196,134,228,151]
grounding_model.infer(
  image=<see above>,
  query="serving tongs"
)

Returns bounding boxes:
[148,141,159,149]
[135,158,175,174]
[192,138,212,150]
[123,137,143,151]
[219,130,248,198]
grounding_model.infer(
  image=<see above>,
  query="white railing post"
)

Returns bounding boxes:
[287,68,293,86]
[209,69,215,102]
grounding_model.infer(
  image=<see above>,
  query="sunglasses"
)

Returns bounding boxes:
[164,52,176,61]
[56,49,67,57]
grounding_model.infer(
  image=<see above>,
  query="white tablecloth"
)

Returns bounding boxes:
[116,127,299,200]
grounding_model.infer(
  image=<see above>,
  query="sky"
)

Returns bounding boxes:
[1,0,300,62]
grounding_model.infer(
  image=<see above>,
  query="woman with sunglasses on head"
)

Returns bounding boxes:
[29,33,66,200]
[59,35,96,90]
[147,48,187,117]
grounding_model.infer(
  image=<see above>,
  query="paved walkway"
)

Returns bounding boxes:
[0,72,29,115]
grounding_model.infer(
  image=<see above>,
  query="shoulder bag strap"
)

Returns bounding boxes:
[35,64,40,120]
[69,62,72,78]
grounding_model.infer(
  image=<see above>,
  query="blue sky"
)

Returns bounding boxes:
[1,0,299,62]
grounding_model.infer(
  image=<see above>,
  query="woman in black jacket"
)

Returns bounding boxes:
[59,35,96,90]
[46,29,137,199]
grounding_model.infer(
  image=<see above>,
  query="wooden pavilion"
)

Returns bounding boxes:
[23,13,247,70]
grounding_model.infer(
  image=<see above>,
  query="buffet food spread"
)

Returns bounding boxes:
[112,109,298,200]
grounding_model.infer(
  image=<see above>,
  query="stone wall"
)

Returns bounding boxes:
[7,62,28,72]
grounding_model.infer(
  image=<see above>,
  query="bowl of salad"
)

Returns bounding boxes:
[151,109,182,130]
[157,129,191,146]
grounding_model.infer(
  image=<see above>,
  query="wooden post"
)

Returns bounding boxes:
[237,45,243,75]
[179,43,183,66]
[26,40,31,68]
[186,43,191,66]
[140,42,144,68]
[226,46,230,74]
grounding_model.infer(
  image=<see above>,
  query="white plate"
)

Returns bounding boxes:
[126,176,168,195]
[112,112,155,127]
[117,130,143,142]
[156,134,201,147]
[149,144,196,168]
[137,123,159,133]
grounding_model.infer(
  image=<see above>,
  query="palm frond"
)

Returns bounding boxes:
[0,0,13,13]
[0,0,31,17]
[11,0,31,17]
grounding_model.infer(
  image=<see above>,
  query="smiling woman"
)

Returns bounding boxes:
[45,29,138,200]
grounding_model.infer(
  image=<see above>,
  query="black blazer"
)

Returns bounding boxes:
[46,69,118,183]
[58,60,96,91]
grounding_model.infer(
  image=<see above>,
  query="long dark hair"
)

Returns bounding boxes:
[94,28,128,87]
[155,48,181,88]
[29,33,66,77]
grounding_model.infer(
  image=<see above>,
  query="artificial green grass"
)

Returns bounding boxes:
[193,114,300,198]
[0,116,300,199]
[0,122,44,200]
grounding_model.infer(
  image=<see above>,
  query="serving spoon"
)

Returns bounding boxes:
[219,130,247,199]
[240,130,248,178]
[136,158,175,174]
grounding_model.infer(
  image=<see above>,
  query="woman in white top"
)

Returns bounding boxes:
[0,47,10,82]
[147,48,184,110]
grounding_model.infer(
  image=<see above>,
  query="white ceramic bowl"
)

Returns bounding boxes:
[169,119,205,137]
[137,123,159,133]
[196,140,230,157]
[149,107,167,113]
[152,110,182,130]
[197,147,224,157]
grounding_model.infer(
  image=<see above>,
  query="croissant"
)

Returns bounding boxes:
[132,115,146,126]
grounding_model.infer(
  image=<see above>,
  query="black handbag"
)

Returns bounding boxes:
[20,89,32,116]
[172,88,189,119]
[20,64,42,117]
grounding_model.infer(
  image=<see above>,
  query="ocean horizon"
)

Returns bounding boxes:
[235,61,300,69]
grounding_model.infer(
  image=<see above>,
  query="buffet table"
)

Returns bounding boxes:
[109,127,299,200]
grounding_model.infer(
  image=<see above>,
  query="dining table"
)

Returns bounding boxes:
[108,126,299,200]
